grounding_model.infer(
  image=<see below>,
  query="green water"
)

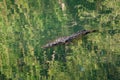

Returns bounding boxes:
[0,0,120,80]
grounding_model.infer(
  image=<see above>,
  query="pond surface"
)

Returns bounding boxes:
[0,0,120,80]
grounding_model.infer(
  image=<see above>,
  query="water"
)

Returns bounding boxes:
[0,0,120,80]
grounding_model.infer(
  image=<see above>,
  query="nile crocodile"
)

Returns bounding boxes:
[42,30,98,48]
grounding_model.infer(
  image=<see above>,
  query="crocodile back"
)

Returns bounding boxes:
[42,30,98,48]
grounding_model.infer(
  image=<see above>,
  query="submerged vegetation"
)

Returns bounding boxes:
[0,0,120,80]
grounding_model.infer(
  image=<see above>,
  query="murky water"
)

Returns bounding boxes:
[0,0,120,80]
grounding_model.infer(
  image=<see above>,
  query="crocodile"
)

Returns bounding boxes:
[42,30,98,48]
